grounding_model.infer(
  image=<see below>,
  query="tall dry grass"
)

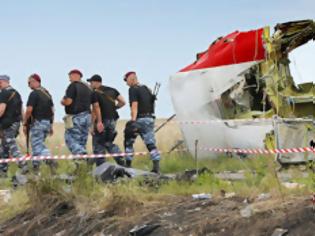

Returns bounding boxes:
[16,119,183,156]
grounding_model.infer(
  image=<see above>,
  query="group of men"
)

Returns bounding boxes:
[0,70,161,177]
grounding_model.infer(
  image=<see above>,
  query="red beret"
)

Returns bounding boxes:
[124,71,136,81]
[69,69,83,78]
[30,73,41,82]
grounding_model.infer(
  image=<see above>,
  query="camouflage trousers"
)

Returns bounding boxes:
[124,117,160,161]
[0,122,22,172]
[92,119,123,166]
[65,112,91,155]
[30,119,51,167]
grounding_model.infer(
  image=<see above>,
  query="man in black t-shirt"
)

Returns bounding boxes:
[123,71,161,174]
[87,74,126,166]
[23,73,55,170]
[61,69,102,155]
[0,75,26,177]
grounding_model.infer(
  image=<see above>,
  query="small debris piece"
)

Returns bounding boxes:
[271,228,288,236]
[256,193,271,201]
[129,224,160,236]
[282,182,305,189]
[240,205,253,218]
[12,174,28,188]
[224,192,236,198]
[0,189,11,203]
[192,193,212,200]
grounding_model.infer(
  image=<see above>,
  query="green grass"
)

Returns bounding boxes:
[1,152,315,224]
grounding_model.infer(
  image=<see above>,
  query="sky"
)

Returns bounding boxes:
[0,0,314,121]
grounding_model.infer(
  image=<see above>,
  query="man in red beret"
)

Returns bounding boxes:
[61,69,103,156]
[23,73,55,171]
[123,71,160,174]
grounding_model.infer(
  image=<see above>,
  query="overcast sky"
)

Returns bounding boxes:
[0,0,314,121]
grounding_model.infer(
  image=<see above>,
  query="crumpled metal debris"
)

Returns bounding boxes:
[192,193,212,200]
[93,163,132,182]
[281,182,305,189]
[240,205,254,218]
[271,228,288,236]
[129,223,160,236]
[256,193,271,201]
[93,162,160,183]
[12,174,28,188]
[0,189,11,203]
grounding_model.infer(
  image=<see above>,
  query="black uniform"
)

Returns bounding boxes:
[0,86,23,173]
[0,86,22,128]
[26,87,54,168]
[92,85,124,166]
[94,85,120,120]
[64,81,94,155]
[128,85,155,118]
[65,81,94,115]
[27,87,54,121]
[124,84,160,170]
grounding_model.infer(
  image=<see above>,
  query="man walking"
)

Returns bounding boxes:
[123,71,160,173]
[87,74,126,166]
[61,69,102,155]
[0,75,26,177]
[23,73,55,171]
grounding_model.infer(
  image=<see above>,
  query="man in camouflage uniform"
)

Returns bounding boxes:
[87,74,126,166]
[123,71,160,173]
[61,69,102,155]
[23,74,55,171]
[0,75,26,177]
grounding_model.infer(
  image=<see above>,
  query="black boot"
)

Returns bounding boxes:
[151,160,160,174]
[125,160,132,168]
[115,157,125,166]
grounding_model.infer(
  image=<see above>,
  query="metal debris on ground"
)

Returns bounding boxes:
[271,228,288,236]
[12,174,28,188]
[92,162,175,183]
[192,193,212,200]
[256,193,271,201]
[224,192,236,198]
[0,189,11,203]
[129,223,160,236]
[281,182,305,189]
[240,205,254,218]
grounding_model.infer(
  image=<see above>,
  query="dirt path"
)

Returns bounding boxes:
[0,195,314,236]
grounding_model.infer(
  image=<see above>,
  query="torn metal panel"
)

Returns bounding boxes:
[274,118,315,163]
[170,20,315,162]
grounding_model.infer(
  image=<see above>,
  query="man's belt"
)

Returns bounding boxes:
[137,113,155,118]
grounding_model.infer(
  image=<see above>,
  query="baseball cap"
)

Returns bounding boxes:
[0,75,10,81]
[87,74,102,82]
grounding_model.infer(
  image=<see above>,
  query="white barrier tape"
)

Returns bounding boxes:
[0,151,153,164]
[199,146,315,155]
[0,149,189,164]
[0,146,314,164]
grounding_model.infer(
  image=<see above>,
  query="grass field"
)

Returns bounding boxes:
[16,119,183,156]
[1,119,315,227]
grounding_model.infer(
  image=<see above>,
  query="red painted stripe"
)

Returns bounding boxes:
[180,28,266,72]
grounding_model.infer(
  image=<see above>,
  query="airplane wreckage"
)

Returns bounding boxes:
[169,20,315,164]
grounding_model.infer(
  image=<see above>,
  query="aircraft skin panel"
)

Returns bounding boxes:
[170,21,315,161]
[170,61,272,158]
